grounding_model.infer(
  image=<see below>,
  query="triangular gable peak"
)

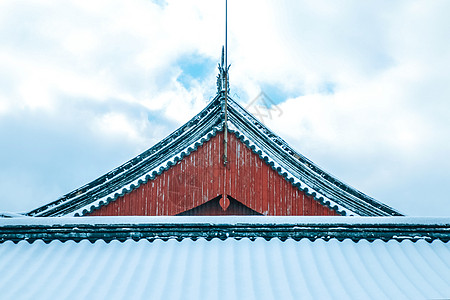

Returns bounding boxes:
[28,93,402,217]
[88,132,338,216]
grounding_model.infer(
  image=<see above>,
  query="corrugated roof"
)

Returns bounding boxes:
[1,237,449,299]
[27,94,402,217]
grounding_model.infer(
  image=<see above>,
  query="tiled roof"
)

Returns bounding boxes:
[0,221,448,300]
[27,93,402,217]
[2,216,448,243]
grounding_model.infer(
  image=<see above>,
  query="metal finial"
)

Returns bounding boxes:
[221,46,224,68]
[216,46,229,93]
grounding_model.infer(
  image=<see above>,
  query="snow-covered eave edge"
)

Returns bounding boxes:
[70,125,223,217]
[227,98,402,216]
[1,216,449,226]
[2,216,449,243]
[29,96,223,217]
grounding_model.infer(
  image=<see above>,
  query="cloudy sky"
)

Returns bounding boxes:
[0,0,449,216]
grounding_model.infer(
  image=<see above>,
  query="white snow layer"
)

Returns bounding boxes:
[1,216,450,226]
[0,238,449,300]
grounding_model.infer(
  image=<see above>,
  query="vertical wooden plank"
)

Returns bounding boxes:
[143,183,147,216]
[280,176,285,215]
[314,198,322,216]
[114,197,118,216]
[283,179,288,215]
[215,133,219,197]
[164,171,168,215]
[267,168,272,215]
[132,187,136,215]
[147,181,152,215]
[127,188,132,215]
[200,142,205,205]
[291,185,296,215]
[227,134,231,208]
[202,139,207,202]
[251,150,256,212]
[151,181,156,215]
[245,140,251,209]
[159,172,163,216]
[305,194,310,215]
[186,153,191,211]
[208,137,213,198]
[261,160,268,215]
[140,184,145,216]
[288,181,294,215]
[230,134,237,198]
[134,187,138,215]
[272,168,278,215]
[254,152,261,213]
[205,137,210,201]
[233,135,240,201]
[247,146,252,210]
[157,171,162,216]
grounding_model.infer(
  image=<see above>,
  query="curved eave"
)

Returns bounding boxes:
[28,95,224,217]
[28,93,403,217]
[227,97,403,216]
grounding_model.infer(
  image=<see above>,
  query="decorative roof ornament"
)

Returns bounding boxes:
[216,46,230,94]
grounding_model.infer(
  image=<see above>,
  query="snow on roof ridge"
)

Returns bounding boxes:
[71,126,223,216]
[27,93,402,217]
[226,97,402,216]
[28,97,224,216]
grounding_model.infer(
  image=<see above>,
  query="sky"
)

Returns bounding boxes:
[0,0,449,216]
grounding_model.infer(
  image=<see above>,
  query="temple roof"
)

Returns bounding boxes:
[27,92,402,217]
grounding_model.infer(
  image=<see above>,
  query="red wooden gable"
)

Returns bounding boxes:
[88,132,339,216]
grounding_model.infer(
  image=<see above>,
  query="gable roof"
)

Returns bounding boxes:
[27,92,402,217]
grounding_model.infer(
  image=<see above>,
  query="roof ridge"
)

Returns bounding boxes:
[225,97,403,216]
[28,92,403,217]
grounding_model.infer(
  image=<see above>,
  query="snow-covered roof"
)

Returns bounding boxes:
[2,216,448,243]
[2,216,449,299]
[1,234,449,299]
[27,93,402,217]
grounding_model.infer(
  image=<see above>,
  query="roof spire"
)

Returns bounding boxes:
[216,0,230,94]
[222,0,229,165]
[216,47,229,93]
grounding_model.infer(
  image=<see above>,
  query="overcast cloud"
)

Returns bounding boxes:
[0,0,449,216]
